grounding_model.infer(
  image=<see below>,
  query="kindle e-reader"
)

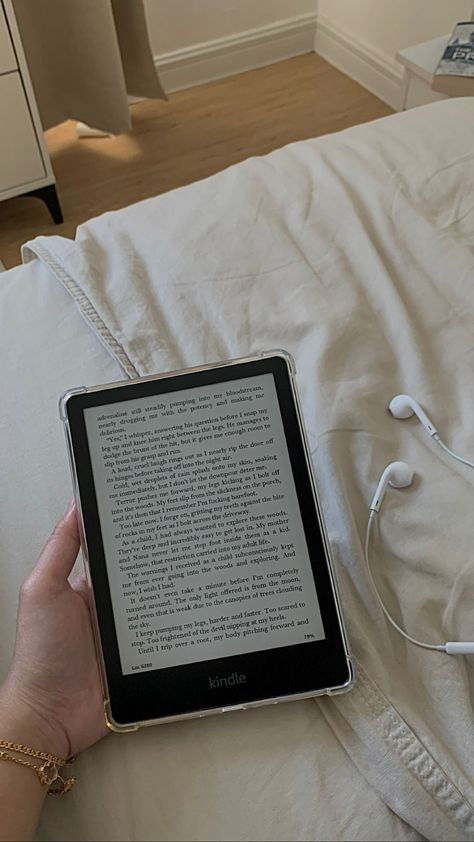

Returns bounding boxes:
[60,351,354,730]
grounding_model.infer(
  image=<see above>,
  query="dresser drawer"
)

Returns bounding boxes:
[0,71,45,193]
[0,2,17,74]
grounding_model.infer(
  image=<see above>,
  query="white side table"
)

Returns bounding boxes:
[396,36,449,110]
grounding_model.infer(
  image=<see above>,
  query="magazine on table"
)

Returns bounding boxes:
[432,22,474,95]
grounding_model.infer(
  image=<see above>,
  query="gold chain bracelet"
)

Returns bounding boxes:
[0,740,76,795]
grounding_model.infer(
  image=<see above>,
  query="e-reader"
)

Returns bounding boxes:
[60,351,354,730]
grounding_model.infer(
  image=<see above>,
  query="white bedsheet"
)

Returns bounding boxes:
[0,267,420,842]
[1,96,473,840]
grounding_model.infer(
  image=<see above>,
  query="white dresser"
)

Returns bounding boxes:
[0,0,62,222]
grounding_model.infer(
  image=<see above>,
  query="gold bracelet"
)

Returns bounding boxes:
[0,740,76,795]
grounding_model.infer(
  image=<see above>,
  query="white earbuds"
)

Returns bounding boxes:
[370,461,414,513]
[388,393,474,469]
[388,394,437,437]
[367,394,474,654]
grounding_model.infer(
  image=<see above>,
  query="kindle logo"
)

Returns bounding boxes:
[209,672,247,689]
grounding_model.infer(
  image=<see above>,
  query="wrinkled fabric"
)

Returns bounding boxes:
[0,270,421,842]
[12,0,165,133]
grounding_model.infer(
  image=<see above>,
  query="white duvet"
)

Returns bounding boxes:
[1,97,473,841]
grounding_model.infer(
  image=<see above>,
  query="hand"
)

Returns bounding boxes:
[0,503,109,759]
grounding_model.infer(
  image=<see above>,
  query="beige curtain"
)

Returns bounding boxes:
[12,0,166,134]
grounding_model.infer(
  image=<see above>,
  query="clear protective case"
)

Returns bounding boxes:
[59,350,356,731]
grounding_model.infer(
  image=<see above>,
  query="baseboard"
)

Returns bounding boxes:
[314,14,404,109]
[155,13,317,93]
[153,10,404,106]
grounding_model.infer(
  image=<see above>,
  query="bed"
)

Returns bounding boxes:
[1,97,473,842]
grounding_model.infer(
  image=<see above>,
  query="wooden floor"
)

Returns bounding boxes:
[0,53,392,269]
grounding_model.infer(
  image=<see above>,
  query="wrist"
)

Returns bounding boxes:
[0,684,69,761]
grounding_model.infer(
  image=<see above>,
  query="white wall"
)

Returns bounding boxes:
[144,0,474,102]
[314,0,474,109]
[146,0,317,55]
[317,0,474,57]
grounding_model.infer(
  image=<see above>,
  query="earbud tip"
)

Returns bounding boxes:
[388,394,414,420]
[388,461,414,489]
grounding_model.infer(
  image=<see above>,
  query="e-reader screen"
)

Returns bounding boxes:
[83,373,325,676]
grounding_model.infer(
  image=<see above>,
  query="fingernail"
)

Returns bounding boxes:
[65,498,76,516]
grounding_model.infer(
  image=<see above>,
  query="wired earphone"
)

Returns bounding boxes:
[366,394,474,656]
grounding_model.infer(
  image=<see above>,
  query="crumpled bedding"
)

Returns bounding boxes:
[1,96,473,840]
[0,266,420,842]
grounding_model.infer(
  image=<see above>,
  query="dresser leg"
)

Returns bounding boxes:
[25,184,63,224]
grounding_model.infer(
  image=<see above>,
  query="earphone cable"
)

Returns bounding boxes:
[364,511,446,652]
[434,435,474,469]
